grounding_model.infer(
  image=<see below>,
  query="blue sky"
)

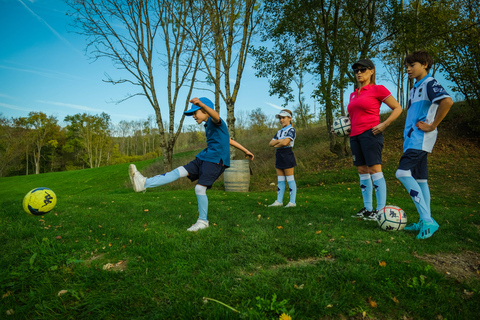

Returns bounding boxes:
[0,0,293,128]
[0,0,455,129]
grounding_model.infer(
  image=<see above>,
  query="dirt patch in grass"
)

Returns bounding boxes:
[414,250,480,281]
[102,260,128,272]
[238,257,335,277]
[272,256,335,269]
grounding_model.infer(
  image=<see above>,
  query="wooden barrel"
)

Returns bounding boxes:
[223,160,250,192]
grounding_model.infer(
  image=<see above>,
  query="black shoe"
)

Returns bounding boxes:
[363,209,379,221]
[352,207,369,218]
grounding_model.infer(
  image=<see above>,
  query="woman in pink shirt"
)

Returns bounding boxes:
[347,59,402,220]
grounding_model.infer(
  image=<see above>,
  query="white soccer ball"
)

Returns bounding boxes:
[332,116,351,137]
[377,206,407,231]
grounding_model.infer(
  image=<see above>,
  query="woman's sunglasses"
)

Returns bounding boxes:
[353,67,369,74]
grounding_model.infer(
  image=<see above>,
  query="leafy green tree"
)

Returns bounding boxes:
[16,112,59,175]
[0,115,25,177]
[431,0,480,122]
[64,113,112,168]
[249,108,269,134]
[253,0,387,157]
[293,102,314,129]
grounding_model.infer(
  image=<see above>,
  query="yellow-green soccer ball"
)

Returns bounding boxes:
[23,188,57,216]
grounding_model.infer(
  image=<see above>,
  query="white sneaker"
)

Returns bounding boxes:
[129,164,146,192]
[285,202,296,208]
[187,219,209,232]
[268,200,283,207]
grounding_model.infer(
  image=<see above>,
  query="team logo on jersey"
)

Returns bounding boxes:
[432,80,447,93]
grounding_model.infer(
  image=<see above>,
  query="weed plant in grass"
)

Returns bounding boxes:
[1,103,479,319]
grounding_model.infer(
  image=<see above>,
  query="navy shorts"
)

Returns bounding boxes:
[183,157,226,188]
[275,148,297,169]
[398,149,429,180]
[350,129,383,167]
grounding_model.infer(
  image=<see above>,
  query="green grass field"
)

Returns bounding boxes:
[1,107,480,319]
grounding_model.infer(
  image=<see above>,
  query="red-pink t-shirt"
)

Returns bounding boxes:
[347,84,392,136]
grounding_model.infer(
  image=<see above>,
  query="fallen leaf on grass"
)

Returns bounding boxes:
[277,226,283,229]
[2,291,12,299]
[294,284,304,289]
[55,236,62,240]
[58,290,68,296]
[368,297,377,308]
[144,209,149,212]
[315,230,322,234]
[392,297,399,303]
[6,309,14,315]
[103,263,114,270]
[379,261,387,267]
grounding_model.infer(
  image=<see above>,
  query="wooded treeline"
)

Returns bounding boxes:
[0,108,298,177]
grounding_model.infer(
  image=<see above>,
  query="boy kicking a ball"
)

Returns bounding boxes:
[396,50,453,239]
[129,97,254,231]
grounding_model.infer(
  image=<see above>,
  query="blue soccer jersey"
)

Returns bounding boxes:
[403,74,450,153]
[273,124,296,148]
[196,117,231,167]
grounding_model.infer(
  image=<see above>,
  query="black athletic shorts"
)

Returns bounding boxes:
[398,149,429,180]
[350,129,383,167]
[275,148,297,169]
[183,157,226,188]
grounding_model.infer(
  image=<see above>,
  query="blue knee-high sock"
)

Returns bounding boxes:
[417,179,431,215]
[396,170,432,223]
[145,166,188,188]
[359,174,373,211]
[277,176,286,203]
[195,185,208,222]
[372,172,386,211]
[286,175,296,204]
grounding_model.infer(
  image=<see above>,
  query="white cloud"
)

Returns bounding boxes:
[36,100,105,113]
[36,100,143,120]
[0,102,31,112]
[0,64,88,81]
[264,102,283,110]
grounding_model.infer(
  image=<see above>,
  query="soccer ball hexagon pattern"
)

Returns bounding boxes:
[332,116,352,137]
[377,205,407,231]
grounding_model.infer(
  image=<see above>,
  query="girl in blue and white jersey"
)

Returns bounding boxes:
[268,109,297,208]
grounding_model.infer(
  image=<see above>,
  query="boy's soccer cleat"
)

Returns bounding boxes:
[285,202,296,208]
[352,207,369,218]
[187,219,209,232]
[404,219,423,231]
[405,218,437,232]
[363,209,379,221]
[129,164,146,192]
[268,200,283,207]
[416,220,440,239]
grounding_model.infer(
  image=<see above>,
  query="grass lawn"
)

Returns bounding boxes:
[1,107,480,319]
